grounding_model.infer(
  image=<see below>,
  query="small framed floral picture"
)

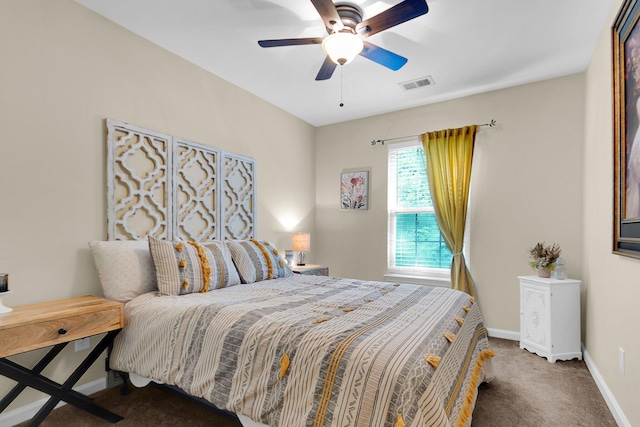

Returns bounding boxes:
[341,169,369,210]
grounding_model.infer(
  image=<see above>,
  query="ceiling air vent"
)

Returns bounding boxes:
[399,76,435,91]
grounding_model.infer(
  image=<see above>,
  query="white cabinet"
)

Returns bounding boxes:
[518,276,582,362]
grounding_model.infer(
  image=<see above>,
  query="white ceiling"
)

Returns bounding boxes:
[76,0,613,127]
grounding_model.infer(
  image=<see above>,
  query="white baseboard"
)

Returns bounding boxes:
[486,327,520,341]
[582,345,631,427]
[0,377,106,427]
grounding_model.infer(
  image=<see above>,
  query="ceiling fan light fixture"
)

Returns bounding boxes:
[322,32,363,65]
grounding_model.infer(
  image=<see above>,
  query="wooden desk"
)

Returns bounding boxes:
[0,295,124,425]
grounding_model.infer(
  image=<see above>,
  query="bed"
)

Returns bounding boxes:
[89,238,494,427]
[94,120,494,426]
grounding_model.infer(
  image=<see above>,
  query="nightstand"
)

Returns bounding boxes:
[518,276,582,362]
[291,264,329,276]
[0,295,124,425]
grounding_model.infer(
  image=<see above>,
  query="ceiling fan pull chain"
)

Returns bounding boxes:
[339,65,344,107]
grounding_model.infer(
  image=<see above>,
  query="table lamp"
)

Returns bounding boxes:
[292,232,310,266]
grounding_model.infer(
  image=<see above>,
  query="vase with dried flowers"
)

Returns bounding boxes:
[528,242,561,278]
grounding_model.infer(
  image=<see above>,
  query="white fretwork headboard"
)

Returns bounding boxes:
[106,119,255,241]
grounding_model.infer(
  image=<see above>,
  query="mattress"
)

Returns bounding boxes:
[109,274,494,427]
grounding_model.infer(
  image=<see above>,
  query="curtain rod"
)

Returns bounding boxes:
[370,119,497,146]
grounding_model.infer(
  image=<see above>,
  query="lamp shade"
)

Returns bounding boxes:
[322,32,364,65]
[292,233,310,252]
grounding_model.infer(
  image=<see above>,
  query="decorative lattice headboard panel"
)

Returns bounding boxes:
[106,119,255,241]
[221,152,255,240]
[173,138,219,241]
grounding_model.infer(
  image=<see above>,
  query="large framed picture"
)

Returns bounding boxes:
[340,169,369,210]
[613,0,640,258]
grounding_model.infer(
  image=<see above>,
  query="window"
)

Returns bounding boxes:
[387,141,452,283]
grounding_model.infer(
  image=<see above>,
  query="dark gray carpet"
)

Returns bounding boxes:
[14,338,616,426]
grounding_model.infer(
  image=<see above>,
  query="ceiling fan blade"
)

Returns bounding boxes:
[360,41,407,71]
[315,56,337,80]
[258,38,323,48]
[310,0,344,32]
[357,0,428,37]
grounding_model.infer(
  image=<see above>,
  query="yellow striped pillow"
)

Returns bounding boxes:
[149,236,241,295]
[226,239,292,284]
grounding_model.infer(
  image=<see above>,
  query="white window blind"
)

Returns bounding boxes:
[387,141,452,280]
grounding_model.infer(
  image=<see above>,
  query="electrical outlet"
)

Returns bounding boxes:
[75,337,90,352]
[619,347,625,374]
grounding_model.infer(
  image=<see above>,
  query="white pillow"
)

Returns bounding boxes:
[89,240,157,303]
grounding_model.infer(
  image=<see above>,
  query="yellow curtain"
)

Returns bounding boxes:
[421,125,477,296]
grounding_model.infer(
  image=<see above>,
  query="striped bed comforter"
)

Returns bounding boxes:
[110,275,494,427]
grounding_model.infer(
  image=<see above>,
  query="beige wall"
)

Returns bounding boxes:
[0,0,315,412]
[583,0,640,425]
[315,74,585,334]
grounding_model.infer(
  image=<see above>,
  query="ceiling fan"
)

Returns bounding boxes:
[257,0,429,81]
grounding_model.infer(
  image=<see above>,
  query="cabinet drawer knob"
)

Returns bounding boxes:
[58,328,67,335]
